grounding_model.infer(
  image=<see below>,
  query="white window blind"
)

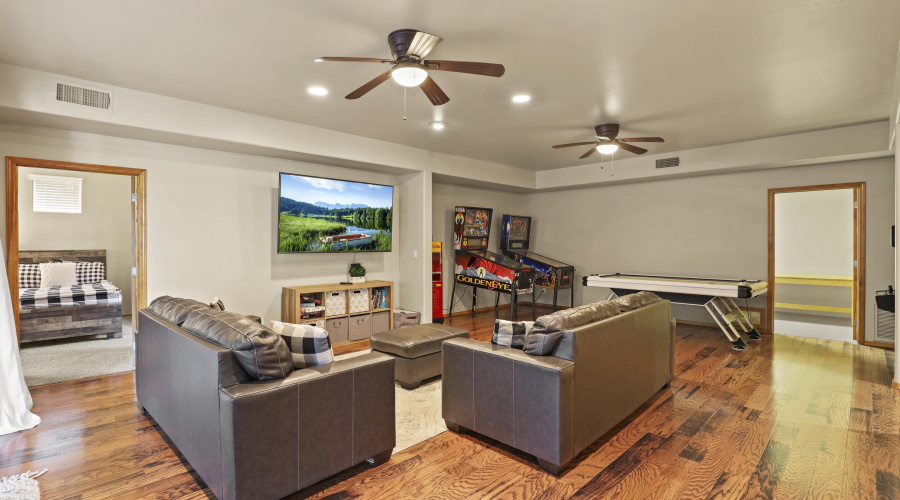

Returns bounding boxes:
[31,174,82,214]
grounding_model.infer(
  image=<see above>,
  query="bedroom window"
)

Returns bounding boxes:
[30,174,83,214]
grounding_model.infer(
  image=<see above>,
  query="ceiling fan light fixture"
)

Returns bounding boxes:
[391,62,428,87]
[596,143,619,155]
[430,121,446,130]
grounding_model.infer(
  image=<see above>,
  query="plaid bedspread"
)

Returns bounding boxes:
[19,280,122,310]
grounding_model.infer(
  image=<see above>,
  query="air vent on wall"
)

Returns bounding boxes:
[656,157,680,169]
[55,82,112,110]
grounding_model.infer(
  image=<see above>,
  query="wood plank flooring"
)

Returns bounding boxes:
[2,305,899,499]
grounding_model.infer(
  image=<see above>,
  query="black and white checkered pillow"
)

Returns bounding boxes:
[270,320,334,368]
[18,264,41,289]
[491,320,535,349]
[75,262,105,285]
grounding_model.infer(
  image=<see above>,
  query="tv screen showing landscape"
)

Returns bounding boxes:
[278,173,393,253]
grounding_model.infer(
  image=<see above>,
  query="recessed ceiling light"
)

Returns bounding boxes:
[307,86,328,96]
[430,121,446,130]
[512,94,531,103]
[314,58,324,62]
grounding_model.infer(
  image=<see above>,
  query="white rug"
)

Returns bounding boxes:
[19,317,134,387]
[335,350,447,452]
[0,469,46,499]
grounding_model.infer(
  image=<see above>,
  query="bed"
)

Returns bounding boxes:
[18,250,123,343]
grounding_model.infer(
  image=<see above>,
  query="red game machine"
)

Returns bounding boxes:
[450,206,536,321]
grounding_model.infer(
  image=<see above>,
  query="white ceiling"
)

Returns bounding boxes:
[0,0,897,172]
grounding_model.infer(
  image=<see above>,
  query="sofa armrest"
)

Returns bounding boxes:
[219,353,395,500]
[442,338,575,469]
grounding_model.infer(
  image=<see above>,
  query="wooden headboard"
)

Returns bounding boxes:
[19,249,106,266]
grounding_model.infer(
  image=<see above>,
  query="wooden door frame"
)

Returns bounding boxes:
[5,157,147,346]
[767,182,878,346]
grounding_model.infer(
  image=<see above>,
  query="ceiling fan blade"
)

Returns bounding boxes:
[318,57,392,63]
[424,60,505,77]
[579,146,598,159]
[408,31,442,60]
[617,142,648,155]
[345,71,392,99]
[553,141,600,149]
[619,137,665,143]
[419,76,449,106]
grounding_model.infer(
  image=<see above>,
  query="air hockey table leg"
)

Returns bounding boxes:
[709,299,749,350]
[450,278,458,317]
[704,301,747,351]
[724,297,761,340]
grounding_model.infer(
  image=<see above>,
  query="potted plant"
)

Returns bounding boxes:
[349,263,366,283]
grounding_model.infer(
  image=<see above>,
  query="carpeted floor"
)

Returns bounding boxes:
[334,349,446,452]
[19,317,134,387]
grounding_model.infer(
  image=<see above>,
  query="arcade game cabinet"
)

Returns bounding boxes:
[500,214,576,311]
[450,206,536,321]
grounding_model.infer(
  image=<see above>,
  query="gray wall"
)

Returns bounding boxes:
[525,157,894,342]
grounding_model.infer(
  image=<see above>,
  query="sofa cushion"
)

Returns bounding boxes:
[491,320,534,349]
[146,296,211,325]
[181,309,294,380]
[613,291,663,312]
[270,320,334,369]
[533,301,621,334]
[39,262,76,288]
[370,324,469,359]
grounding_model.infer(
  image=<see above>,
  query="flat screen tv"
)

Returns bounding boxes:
[278,173,393,253]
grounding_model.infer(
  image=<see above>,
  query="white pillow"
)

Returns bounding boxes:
[39,262,77,288]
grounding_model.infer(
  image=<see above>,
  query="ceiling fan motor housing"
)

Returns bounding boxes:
[388,29,421,60]
[595,123,620,140]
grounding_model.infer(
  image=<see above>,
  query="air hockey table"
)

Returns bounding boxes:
[583,273,768,350]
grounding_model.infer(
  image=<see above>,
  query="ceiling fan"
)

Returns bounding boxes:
[552,124,665,159]
[317,29,505,106]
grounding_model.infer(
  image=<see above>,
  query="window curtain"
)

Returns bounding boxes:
[0,245,40,436]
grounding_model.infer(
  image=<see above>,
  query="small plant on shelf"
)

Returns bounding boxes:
[349,263,367,283]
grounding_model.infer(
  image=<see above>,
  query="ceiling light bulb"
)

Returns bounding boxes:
[307,86,328,96]
[430,121,446,130]
[512,94,531,103]
[391,63,428,87]
[596,143,619,155]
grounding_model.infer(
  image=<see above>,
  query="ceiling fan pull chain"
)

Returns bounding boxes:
[403,87,407,121]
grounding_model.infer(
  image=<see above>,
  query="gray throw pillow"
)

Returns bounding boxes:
[270,320,334,369]
[613,291,662,312]
[147,296,212,325]
[523,330,566,356]
[491,320,534,349]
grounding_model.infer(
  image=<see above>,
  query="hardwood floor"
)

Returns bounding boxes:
[3,305,899,499]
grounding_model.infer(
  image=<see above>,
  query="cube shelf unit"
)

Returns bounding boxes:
[282,280,394,345]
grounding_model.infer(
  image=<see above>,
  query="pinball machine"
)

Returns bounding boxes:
[450,206,537,321]
[500,214,576,311]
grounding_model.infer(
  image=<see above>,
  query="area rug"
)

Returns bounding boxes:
[19,317,134,387]
[335,350,447,452]
[0,469,46,499]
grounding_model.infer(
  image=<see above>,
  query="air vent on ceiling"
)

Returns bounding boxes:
[656,157,680,169]
[55,82,112,110]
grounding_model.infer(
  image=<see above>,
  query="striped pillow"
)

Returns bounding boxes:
[75,262,105,284]
[18,264,41,289]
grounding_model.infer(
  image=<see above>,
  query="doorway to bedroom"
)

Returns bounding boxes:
[5,157,147,386]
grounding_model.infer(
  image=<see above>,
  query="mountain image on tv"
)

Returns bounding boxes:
[278,174,393,253]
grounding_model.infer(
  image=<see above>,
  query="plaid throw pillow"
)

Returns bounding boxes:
[75,262,105,285]
[209,298,225,311]
[491,320,535,349]
[270,320,334,368]
[18,264,41,289]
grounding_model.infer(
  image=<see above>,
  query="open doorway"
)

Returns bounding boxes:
[767,183,864,343]
[5,157,147,385]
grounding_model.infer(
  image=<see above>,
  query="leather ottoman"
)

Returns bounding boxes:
[370,324,470,389]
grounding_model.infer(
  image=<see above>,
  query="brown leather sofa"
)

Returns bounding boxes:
[136,298,396,500]
[442,295,674,475]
